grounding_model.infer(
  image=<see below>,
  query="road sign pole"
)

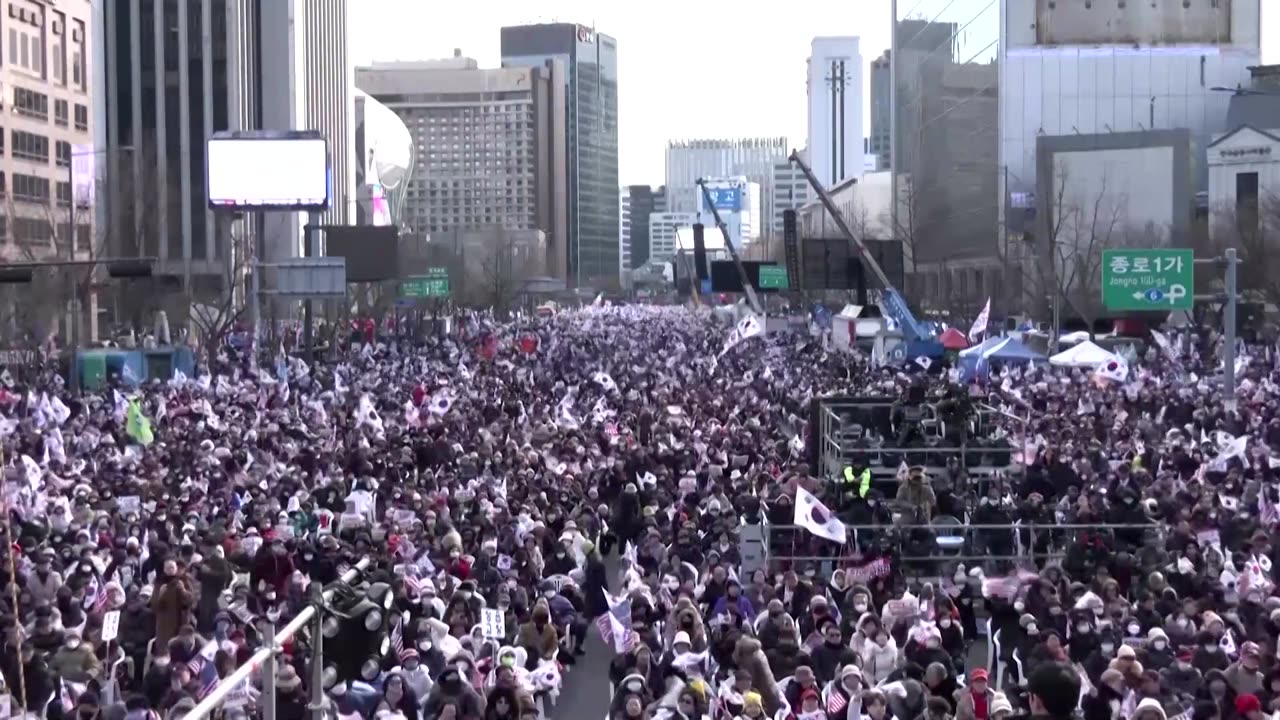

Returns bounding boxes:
[1224,247,1238,411]
[303,222,316,364]
[250,253,261,373]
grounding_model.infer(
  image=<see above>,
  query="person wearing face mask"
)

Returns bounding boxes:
[1161,648,1204,703]
[373,672,418,719]
[423,663,486,719]
[29,605,66,654]
[1068,613,1100,665]
[194,543,233,635]
[544,539,577,577]
[48,630,100,683]
[485,685,526,720]
[516,601,559,670]
[28,551,63,606]
[809,620,858,686]
[1225,642,1265,696]
[711,577,755,623]
[859,625,899,686]
[1193,630,1229,673]
[151,559,194,649]
[249,536,295,598]
[142,646,174,709]
[908,628,955,678]
[0,640,55,713]
[1142,628,1175,671]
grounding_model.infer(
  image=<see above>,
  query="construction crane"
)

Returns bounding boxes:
[696,179,765,315]
[787,150,936,345]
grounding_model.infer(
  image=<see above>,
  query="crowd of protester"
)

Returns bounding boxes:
[0,304,1274,720]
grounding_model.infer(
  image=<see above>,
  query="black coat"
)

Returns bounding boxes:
[583,554,610,618]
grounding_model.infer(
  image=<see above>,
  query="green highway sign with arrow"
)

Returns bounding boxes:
[1101,249,1193,311]
[401,267,450,299]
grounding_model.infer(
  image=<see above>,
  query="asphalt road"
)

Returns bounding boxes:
[550,554,620,720]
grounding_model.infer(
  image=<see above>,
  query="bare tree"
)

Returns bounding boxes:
[0,186,84,350]
[1036,167,1129,334]
[1207,192,1280,307]
[188,227,250,371]
[470,230,544,313]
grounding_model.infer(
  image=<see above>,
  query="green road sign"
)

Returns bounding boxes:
[758,265,789,290]
[1101,249,1194,311]
[401,267,450,298]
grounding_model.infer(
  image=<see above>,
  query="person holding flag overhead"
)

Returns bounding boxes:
[125,398,154,445]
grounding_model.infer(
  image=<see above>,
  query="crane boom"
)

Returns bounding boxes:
[787,151,934,342]
[696,179,764,315]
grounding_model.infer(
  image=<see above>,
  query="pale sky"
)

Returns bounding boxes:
[353,0,1279,188]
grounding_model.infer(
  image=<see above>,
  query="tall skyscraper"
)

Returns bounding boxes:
[869,52,891,171]
[97,0,355,288]
[807,37,864,188]
[621,185,665,270]
[356,56,569,279]
[502,23,619,288]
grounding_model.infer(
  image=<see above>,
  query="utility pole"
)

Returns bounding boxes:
[889,0,898,254]
[1224,247,1238,410]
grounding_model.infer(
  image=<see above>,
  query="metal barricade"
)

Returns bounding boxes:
[763,522,1163,571]
[184,557,372,720]
[815,398,1022,485]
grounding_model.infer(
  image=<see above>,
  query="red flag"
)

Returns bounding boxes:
[517,335,539,354]
[478,335,497,361]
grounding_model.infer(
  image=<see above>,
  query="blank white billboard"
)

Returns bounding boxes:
[675,223,726,252]
[206,133,329,211]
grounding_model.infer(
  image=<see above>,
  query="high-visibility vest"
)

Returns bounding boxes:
[841,467,873,498]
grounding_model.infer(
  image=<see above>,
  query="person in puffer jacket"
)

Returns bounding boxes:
[859,622,900,686]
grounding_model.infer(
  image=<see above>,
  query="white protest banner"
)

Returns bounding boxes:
[480,608,505,639]
[101,610,121,642]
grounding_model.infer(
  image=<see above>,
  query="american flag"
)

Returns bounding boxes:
[594,594,634,653]
[186,651,220,700]
[390,616,405,658]
[85,580,109,615]
[827,688,849,716]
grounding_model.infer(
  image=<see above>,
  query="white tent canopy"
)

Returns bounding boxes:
[1049,340,1121,368]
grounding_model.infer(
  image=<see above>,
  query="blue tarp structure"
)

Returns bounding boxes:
[958,336,1045,362]
[957,336,1046,382]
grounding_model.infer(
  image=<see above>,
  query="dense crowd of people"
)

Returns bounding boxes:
[0,304,1274,720]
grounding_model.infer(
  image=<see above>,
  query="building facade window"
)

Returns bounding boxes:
[14,87,48,121]
[73,103,87,131]
[55,140,70,167]
[11,130,49,163]
[12,173,50,202]
[54,99,68,127]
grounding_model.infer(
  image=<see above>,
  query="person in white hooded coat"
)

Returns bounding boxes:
[858,621,900,687]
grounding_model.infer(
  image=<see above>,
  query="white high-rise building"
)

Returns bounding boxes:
[771,156,813,236]
[619,187,632,278]
[664,137,787,226]
[807,37,864,189]
[999,0,1261,201]
[648,211,698,260]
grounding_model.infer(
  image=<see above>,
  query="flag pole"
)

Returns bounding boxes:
[2,448,28,714]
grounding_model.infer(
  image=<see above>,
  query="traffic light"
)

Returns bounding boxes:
[106,260,153,278]
[0,268,33,283]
